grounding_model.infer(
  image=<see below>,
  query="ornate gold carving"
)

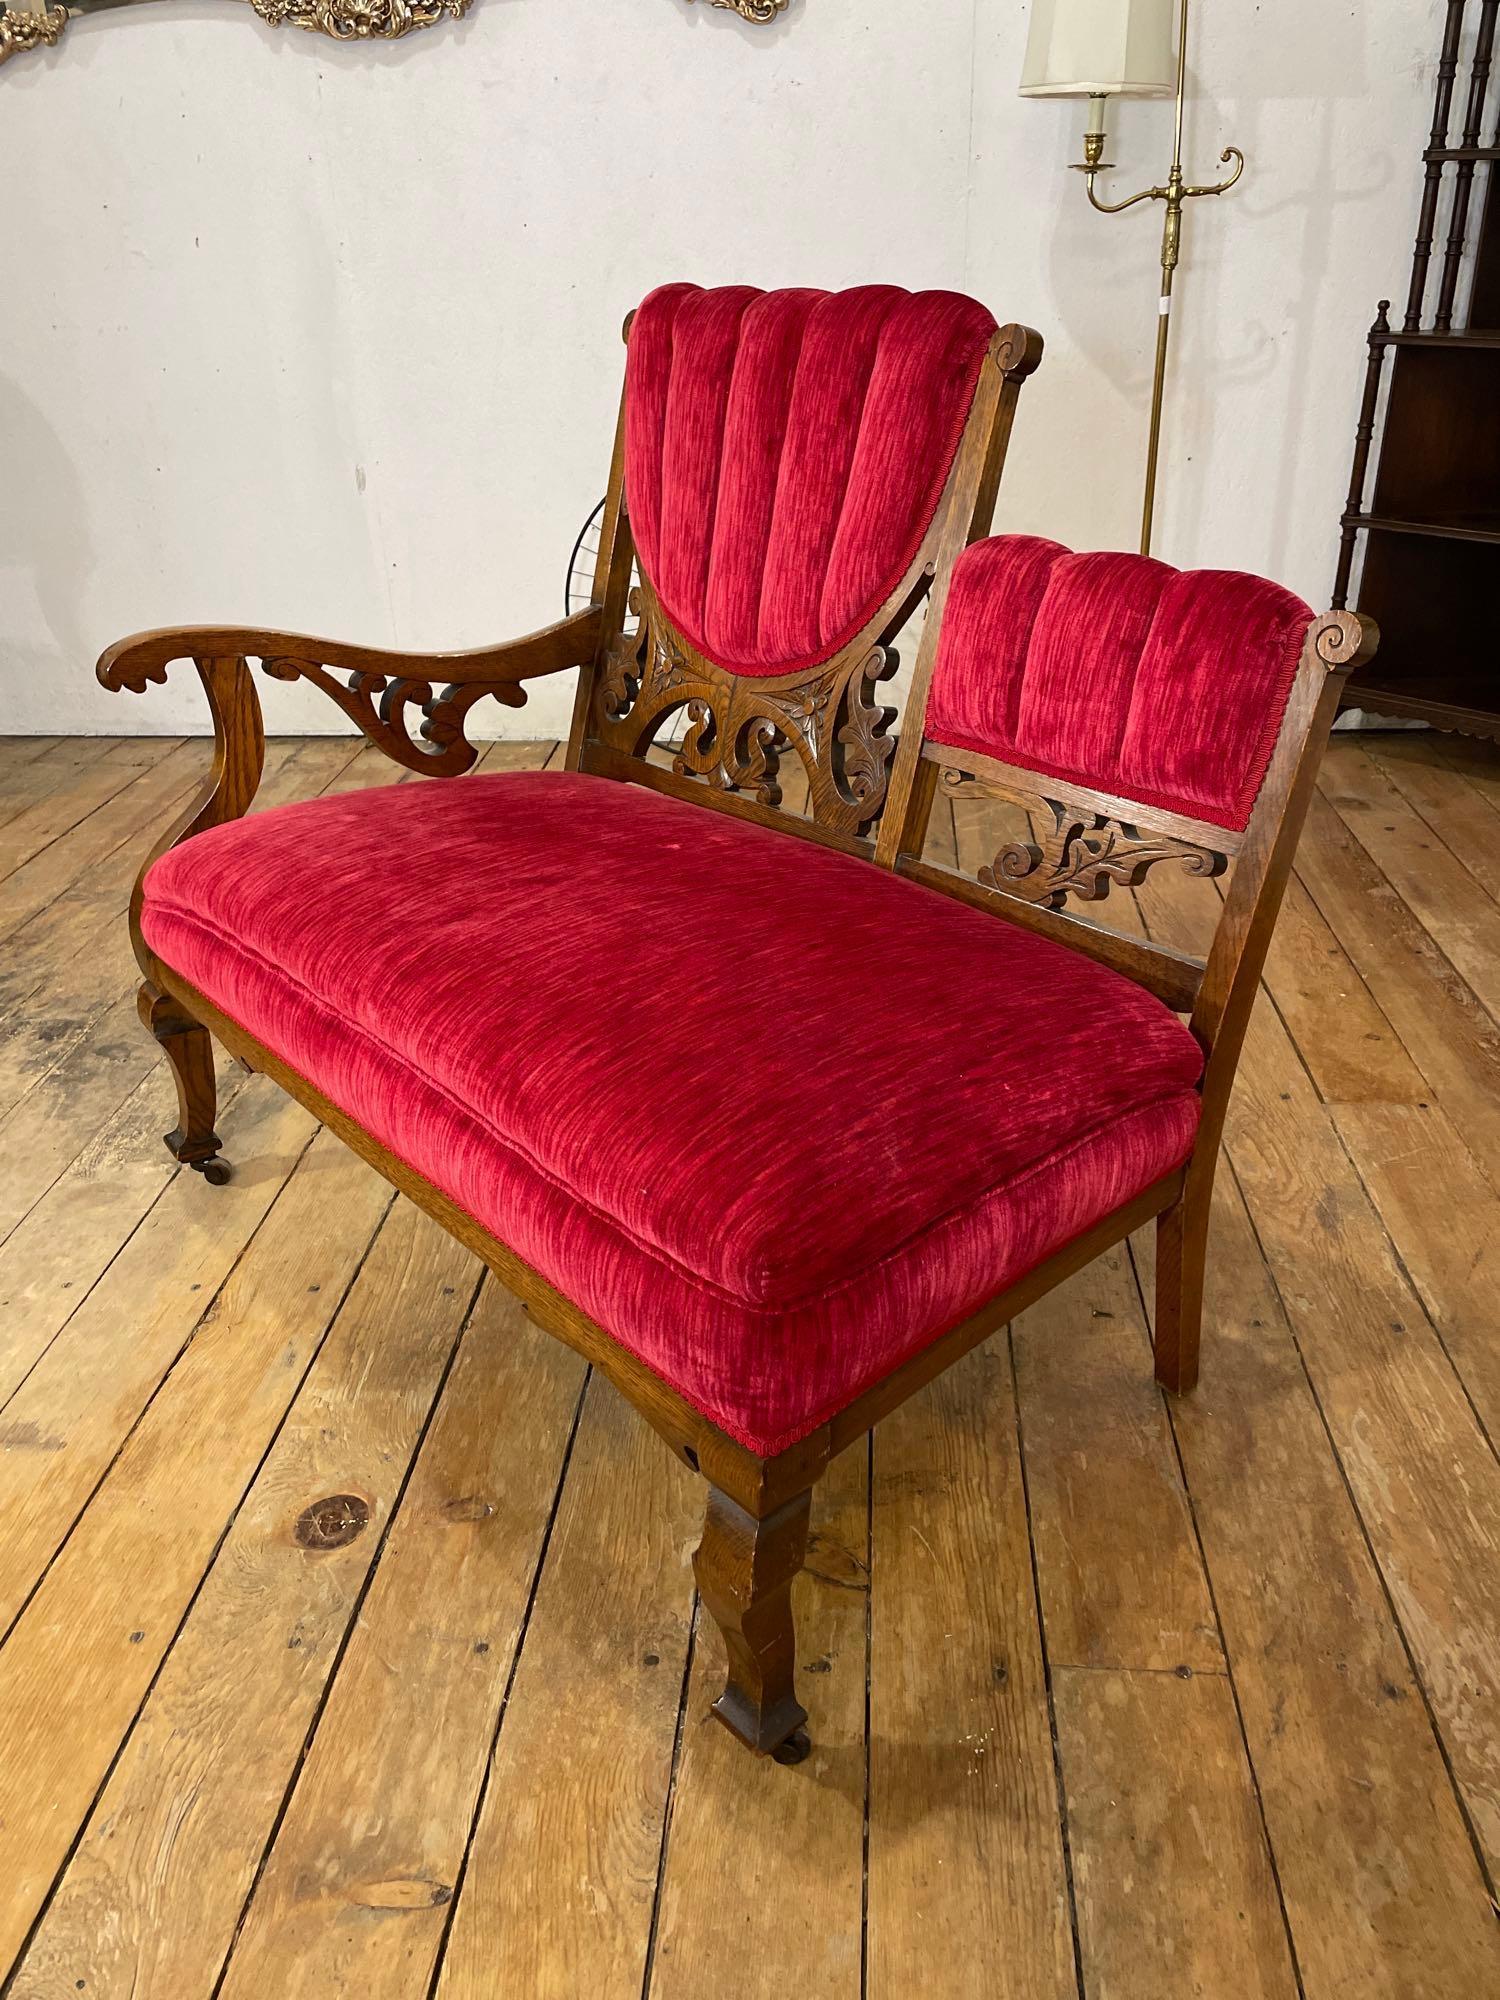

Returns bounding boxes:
[0,1,68,63]
[248,0,468,35]
[260,654,524,775]
[596,588,899,835]
[941,767,1227,909]
[0,0,469,61]
[686,0,788,20]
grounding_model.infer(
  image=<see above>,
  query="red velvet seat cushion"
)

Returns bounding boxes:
[925,536,1315,831]
[625,284,998,677]
[141,773,1202,1455]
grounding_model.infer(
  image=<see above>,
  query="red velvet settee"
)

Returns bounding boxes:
[99,284,1375,1763]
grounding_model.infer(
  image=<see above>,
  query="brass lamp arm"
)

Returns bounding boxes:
[1084,175,1165,216]
[1082,144,1244,216]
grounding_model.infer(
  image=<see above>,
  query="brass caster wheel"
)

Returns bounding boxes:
[771,1728,812,1767]
[195,1158,233,1186]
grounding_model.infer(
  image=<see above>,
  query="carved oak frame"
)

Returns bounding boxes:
[97,311,1374,1765]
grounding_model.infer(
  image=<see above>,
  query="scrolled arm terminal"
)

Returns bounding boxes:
[1307,608,1378,673]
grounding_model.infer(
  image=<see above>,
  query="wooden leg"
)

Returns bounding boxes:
[137,981,231,1185]
[1153,1178,1211,1394]
[692,1483,813,1762]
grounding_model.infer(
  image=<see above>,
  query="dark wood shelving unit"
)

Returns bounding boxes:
[1334,0,1500,739]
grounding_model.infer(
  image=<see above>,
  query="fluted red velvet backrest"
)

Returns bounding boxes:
[624,284,998,679]
[925,536,1315,832]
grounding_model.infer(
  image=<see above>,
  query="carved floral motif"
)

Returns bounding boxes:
[686,0,789,20]
[595,589,899,836]
[0,2,68,64]
[940,767,1227,909]
[0,0,468,59]
[248,0,469,35]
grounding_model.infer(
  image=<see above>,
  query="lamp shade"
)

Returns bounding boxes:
[1019,0,1175,97]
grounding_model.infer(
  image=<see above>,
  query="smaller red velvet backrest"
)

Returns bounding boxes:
[623,283,999,678]
[924,536,1316,835]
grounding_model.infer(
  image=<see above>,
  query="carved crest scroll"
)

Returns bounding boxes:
[939,766,1228,910]
[595,585,900,838]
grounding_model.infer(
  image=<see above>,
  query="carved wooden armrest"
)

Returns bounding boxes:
[96,606,603,782]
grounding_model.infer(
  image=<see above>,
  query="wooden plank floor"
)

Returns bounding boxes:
[1,730,1498,2000]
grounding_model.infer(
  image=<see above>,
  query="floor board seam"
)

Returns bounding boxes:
[1247,914,1500,1469]
[0,1183,396,1996]
[0,1119,320,1655]
[1123,1236,1310,2000]
[1219,1148,1500,1912]
[421,1360,594,2000]
[0,1052,171,1259]
[206,1245,484,2000]
[1007,1324,1087,2000]
[0,761,159,892]
[1359,742,1500,914]
[0,771,209,1010]
[1287,850,1500,1211]
[637,1559,700,2000]
[1047,1657,1230,1679]
[1323,1111,1499,1466]
[1140,856,1500,1908]
[1315,770,1500,1037]
[0,1074,247,1421]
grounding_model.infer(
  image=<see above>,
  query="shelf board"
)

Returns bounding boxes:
[1345,510,1500,546]
[1340,674,1500,738]
[1376,329,1500,349]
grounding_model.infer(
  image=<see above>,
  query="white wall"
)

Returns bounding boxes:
[1,0,1444,738]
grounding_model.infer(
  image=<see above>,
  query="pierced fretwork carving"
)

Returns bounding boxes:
[595,585,900,835]
[259,655,528,777]
[940,766,1228,909]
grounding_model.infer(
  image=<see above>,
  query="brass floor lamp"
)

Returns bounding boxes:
[1021,0,1244,556]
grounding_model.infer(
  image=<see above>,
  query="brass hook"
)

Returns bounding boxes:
[1184,146,1246,200]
